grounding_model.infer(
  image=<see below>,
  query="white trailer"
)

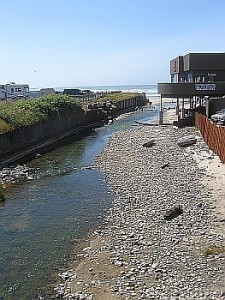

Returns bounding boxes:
[0,83,30,100]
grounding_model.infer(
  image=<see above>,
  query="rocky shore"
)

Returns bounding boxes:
[0,164,36,185]
[54,123,225,299]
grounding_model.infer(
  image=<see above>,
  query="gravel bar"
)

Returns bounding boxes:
[56,125,225,300]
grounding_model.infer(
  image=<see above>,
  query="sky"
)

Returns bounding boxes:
[1,0,225,88]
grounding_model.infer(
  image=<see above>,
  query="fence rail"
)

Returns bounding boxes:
[195,112,225,163]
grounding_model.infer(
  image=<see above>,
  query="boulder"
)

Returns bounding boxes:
[177,135,197,147]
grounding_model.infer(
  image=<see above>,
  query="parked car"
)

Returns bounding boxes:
[210,108,225,124]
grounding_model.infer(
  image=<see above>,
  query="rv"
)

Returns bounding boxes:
[0,83,30,100]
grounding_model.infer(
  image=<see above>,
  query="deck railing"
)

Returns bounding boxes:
[195,113,225,163]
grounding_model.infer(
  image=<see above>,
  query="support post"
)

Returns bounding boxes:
[159,94,163,125]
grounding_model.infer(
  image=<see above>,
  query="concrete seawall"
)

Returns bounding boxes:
[0,96,147,167]
[0,109,102,167]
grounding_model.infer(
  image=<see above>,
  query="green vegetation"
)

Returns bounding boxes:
[204,245,225,256]
[101,92,140,102]
[0,94,82,132]
[0,119,12,133]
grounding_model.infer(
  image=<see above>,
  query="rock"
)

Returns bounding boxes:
[53,125,225,299]
[177,135,197,147]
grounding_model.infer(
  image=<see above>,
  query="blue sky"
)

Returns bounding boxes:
[1,0,225,88]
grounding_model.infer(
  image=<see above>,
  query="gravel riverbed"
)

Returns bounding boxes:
[56,124,225,300]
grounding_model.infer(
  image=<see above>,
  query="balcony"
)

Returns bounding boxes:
[157,81,225,98]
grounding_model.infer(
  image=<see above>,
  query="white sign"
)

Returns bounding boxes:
[195,83,216,91]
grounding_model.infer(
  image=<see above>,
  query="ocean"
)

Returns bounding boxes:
[55,84,159,99]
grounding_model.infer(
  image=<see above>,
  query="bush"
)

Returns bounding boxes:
[0,94,82,129]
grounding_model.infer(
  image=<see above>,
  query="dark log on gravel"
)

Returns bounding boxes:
[164,205,183,221]
[142,139,155,148]
[160,162,169,169]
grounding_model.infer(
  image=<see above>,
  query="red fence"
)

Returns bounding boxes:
[195,113,225,163]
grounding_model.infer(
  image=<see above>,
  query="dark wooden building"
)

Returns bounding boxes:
[63,89,82,96]
[157,53,225,125]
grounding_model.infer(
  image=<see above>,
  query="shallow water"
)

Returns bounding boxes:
[0,105,168,299]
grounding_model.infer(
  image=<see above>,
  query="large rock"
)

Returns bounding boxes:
[177,135,197,147]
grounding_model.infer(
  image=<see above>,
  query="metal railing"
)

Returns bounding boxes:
[195,112,225,163]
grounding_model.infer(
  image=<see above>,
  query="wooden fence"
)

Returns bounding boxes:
[195,112,225,163]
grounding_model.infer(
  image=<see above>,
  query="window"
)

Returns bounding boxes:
[171,74,178,83]
[15,88,22,92]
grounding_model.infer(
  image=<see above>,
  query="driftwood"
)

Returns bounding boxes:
[142,139,155,148]
[164,205,183,221]
[134,120,158,126]
[160,162,169,169]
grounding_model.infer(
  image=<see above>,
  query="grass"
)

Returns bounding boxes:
[82,92,140,108]
[101,92,140,102]
[0,119,12,133]
[0,92,141,133]
[0,94,82,132]
[203,245,225,256]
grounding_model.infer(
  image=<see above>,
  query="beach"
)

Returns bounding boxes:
[55,109,225,300]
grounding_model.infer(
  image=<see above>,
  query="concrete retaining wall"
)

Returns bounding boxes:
[0,109,102,166]
[0,95,147,166]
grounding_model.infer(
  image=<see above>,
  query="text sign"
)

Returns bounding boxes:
[195,83,216,91]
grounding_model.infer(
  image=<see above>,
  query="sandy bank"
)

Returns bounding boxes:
[55,123,225,300]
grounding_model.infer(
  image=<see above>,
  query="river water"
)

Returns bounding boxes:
[0,97,172,299]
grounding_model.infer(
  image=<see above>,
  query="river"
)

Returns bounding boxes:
[0,103,169,299]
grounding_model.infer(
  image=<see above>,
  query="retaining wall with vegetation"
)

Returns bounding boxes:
[0,109,102,166]
[0,95,147,167]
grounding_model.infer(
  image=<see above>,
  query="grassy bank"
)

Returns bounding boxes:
[0,94,82,133]
[100,92,140,102]
[0,92,143,134]
[81,91,142,110]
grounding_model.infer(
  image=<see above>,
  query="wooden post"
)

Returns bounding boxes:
[159,94,163,125]
[176,98,179,115]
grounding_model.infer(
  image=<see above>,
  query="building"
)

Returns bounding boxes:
[63,89,82,96]
[157,53,225,125]
[28,87,56,98]
[40,88,55,96]
[0,83,30,100]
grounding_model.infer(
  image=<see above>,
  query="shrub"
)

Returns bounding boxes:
[0,94,82,129]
